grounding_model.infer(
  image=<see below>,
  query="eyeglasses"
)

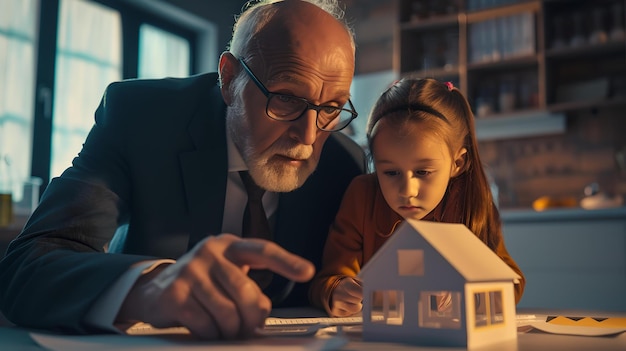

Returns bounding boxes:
[238,58,358,132]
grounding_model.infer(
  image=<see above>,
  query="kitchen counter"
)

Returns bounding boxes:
[500,206,626,312]
[501,206,626,223]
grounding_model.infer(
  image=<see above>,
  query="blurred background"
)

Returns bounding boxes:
[0,0,625,312]
[1,0,624,210]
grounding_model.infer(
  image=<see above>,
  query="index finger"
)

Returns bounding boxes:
[224,238,315,282]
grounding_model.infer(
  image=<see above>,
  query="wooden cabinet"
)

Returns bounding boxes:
[542,0,626,112]
[396,0,626,139]
[397,0,461,84]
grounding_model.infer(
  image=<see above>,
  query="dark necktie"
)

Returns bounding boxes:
[239,171,273,288]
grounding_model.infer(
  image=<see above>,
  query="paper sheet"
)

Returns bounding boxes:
[30,332,348,351]
[124,317,366,337]
[516,315,626,337]
[525,322,626,337]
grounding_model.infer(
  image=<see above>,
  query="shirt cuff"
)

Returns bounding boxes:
[84,259,175,333]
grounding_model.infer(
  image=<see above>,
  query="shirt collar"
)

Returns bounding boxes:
[226,129,247,173]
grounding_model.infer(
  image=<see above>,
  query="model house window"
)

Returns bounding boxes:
[370,290,404,325]
[419,291,461,329]
[473,289,504,328]
[397,249,424,276]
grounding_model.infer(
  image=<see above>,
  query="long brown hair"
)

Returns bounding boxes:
[366,78,501,250]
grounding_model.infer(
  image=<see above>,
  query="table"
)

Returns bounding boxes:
[1,309,625,351]
[0,214,27,257]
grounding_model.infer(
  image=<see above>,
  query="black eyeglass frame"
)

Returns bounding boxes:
[237,58,358,132]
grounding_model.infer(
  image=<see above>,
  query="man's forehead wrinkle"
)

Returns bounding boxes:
[247,52,353,81]
[267,64,353,94]
[264,71,352,100]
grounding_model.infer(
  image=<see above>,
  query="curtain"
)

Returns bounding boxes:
[138,24,190,79]
[0,0,38,202]
[51,1,191,177]
[2,0,193,182]
[50,0,122,178]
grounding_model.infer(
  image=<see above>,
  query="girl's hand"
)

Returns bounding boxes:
[329,277,363,317]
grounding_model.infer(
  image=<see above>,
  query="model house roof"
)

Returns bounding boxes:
[359,219,521,282]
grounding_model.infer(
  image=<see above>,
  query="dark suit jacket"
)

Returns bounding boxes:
[0,73,366,333]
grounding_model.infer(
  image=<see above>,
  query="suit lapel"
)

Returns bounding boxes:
[179,85,228,249]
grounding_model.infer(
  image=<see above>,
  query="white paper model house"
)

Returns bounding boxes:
[358,219,520,348]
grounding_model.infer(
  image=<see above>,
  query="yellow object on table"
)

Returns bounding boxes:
[547,315,626,328]
[532,196,578,211]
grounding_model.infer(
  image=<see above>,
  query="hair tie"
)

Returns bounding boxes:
[445,81,454,91]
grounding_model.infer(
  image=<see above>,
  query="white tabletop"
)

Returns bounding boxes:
[1,308,625,351]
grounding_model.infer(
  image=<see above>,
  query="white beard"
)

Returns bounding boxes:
[226,105,316,192]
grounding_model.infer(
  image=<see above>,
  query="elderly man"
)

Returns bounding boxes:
[0,0,364,340]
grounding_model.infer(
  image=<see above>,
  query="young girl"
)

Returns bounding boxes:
[309,78,525,317]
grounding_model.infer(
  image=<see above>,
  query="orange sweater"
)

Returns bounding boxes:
[309,173,526,314]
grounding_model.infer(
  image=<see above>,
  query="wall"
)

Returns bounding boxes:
[343,0,395,75]
[160,0,248,54]
[480,107,626,208]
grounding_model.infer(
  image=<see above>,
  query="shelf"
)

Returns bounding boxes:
[402,66,460,79]
[396,0,626,140]
[355,11,395,44]
[545,40,626,60]
[475,109,565,141]
[400,13,459,31]
[500,206,626,223]
[467,54,539,72]
[547,97,626,113]
[466,0,540,22]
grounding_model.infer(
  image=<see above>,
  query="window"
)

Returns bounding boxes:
[1,0,206,200]
[50,0,123,177]
[473,289,504,328]
[0,0,39,202]
[370,290,404,325]
[419,291,462,329]
[397,249,424,276]
[51,0,193,178]
[139,24,190,79]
